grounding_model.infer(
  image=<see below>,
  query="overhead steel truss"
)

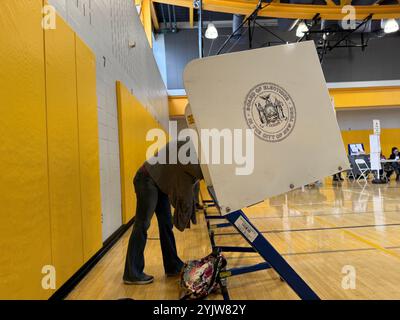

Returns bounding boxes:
[152,0,400,20]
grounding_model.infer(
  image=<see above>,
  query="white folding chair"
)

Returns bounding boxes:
[355,158,371,182]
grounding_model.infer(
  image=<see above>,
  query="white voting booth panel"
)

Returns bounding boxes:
[184,41,349,215]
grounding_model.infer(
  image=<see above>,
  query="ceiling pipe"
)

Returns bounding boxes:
[198,0,204,58]
[172,5,177,32]
[159,4,167,31]
[288,19,300,32]
[233,14,245,39]
[167,5,172,31]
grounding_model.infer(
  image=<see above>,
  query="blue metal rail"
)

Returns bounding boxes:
[202,198,320,300]
[224,210,320,300]
[221,262,272,278]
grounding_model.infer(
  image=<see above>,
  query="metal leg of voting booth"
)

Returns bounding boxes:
[224,209,320,300]
[203,203,320,300]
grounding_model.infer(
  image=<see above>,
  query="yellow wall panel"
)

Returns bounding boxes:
[75,36,102,262]
[331,87,400,109]
[45,16,84,288]
[169,96,189,117]
[116,82,132,224]
[380,129,400,156]
[117,82,160,224]
[169,88,400,117]
[140,0,153,47]
[0,0,53,300]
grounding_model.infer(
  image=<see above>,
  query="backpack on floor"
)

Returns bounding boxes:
[180,252,227,300]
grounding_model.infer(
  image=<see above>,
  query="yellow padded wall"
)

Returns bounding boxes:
[380,129,400,156]
[116,82,161,224]
[0,0,53,300]
[75,35,102,262]
[117,82,138,224]
[331,87,400,109]
[45,15,84,288]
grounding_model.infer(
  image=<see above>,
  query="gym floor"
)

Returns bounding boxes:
[67,179,400,300]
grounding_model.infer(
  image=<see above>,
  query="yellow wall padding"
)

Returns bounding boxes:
[0,0,53,300]
[1,2,102,299]
[139,0,153,47]
[169,87,400,117]
[45,16,84,288]
[169,96,189,118]
[341,128,400,157]
[331,87,400,109]
[116,82,162,224]
[75,35,102,263]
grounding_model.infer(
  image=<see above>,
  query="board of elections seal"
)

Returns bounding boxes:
[244,83,296,142]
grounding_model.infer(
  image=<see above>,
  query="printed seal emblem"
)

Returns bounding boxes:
[244,83,296,142]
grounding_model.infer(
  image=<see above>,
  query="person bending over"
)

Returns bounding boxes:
[123,140,203,285]
[389,147,400,181]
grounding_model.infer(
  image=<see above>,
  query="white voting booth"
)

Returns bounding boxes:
[184,41,349,300]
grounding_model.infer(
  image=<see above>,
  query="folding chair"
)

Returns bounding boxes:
[346,155,356,180]
[355,158,371,181]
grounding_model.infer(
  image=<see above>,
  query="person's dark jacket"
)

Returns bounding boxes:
[144,140,203,231]
[389,153,399,160]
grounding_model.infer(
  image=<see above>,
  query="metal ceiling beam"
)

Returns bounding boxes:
[150,1,160,30]
[152,0,400,20]
[199,0,204,58]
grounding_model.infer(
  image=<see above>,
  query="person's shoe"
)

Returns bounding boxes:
[123,274,154,285]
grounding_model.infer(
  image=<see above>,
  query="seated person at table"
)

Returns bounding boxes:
[389,147,400,181]
[381,153,393,180]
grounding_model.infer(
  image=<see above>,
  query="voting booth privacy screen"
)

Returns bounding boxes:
[184,41,350,215]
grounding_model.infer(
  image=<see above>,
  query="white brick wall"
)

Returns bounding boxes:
[49,0,169,240]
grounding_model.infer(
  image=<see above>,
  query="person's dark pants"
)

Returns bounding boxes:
[194,181,200,207]
[123,169,184,281]
[392,162,400,180]
[333,173,343,181]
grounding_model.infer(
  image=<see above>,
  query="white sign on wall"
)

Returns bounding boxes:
[373,119,381,135]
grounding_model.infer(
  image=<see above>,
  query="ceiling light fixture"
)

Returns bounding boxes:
[205,23,218,39]
[383,19,399,34]
[296,21,309,38]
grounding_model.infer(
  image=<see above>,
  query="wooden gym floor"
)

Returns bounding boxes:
[67,179,400,300]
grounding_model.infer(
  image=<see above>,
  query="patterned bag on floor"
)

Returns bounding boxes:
[180,252,227,300]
